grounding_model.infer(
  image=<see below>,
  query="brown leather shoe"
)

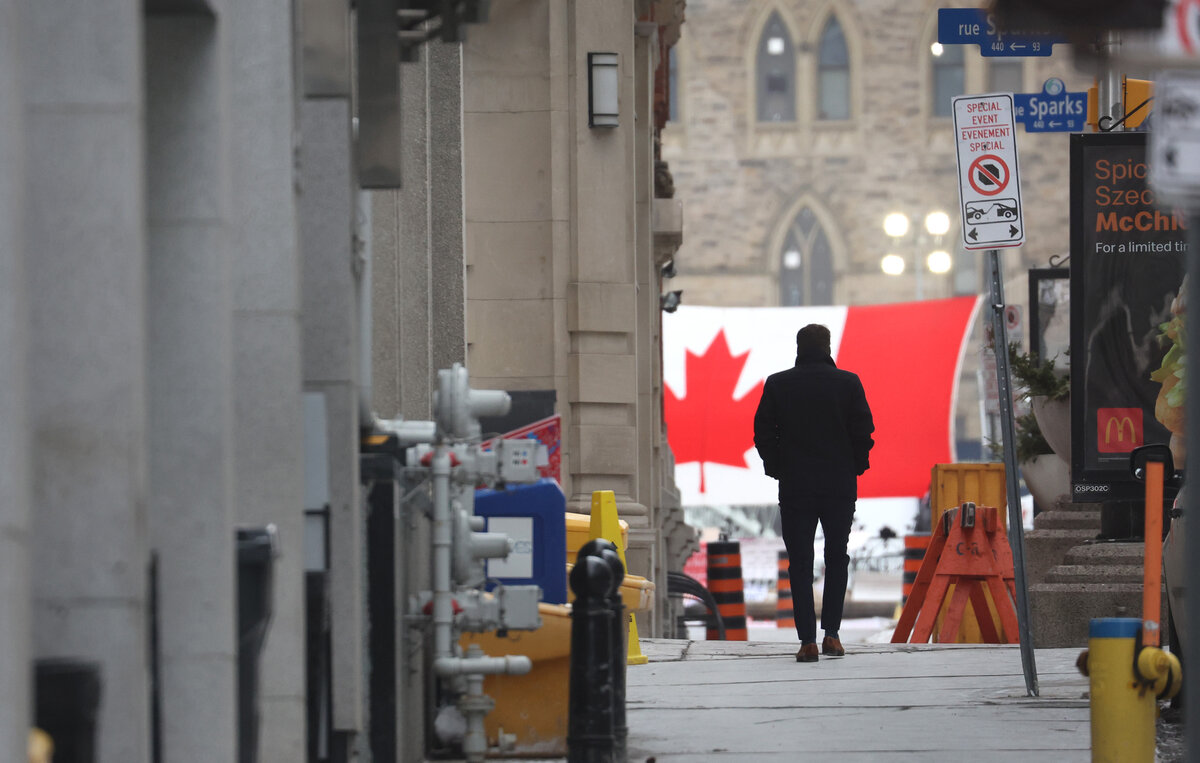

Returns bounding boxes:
[796,643,819,662]
[822,636,845,657]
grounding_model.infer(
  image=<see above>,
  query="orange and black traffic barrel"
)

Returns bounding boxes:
[706,540,747,640]
[775,550,792,628]
[902,533,931,604]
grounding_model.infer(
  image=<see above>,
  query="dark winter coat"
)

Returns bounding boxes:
[752,351,875,499]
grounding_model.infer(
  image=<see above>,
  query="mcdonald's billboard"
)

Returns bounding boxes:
[1070,133,1186,500]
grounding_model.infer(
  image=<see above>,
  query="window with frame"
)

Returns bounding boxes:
[780,207,834,306]
[987,60,1023,94]
[930,41,964,117]
[756,12,796,123]
[817,16,850,121]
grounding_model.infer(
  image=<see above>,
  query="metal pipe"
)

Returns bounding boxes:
[432,447,454,659]
[1096,31,1122,132]
[375,418,437,445]
[433,655,533,677]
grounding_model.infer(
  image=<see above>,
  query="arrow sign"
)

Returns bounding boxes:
[1013,79,1087,133]
[938,8,1065,57]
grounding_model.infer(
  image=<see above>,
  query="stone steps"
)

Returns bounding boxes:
[1023,529,1097,587]
[1064,540,1146,567]
[1032,510,1101,531]
[1044,564,1144,584]
[1029,581,1160,647]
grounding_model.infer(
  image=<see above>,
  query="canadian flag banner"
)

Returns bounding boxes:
[663,297,983,506]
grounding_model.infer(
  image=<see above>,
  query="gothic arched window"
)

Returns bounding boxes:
[817,16,850,120]
[756,12,796,123]
[780,207,834,306]
[930,41,964,117]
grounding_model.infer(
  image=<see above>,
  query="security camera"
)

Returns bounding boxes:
[660,290,683,313]
[661,259,677,279]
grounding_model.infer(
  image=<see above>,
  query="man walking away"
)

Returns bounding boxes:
[753,324,874,662]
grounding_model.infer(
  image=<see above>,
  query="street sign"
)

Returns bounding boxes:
[937,8,1066,57]
[1149,70,1200,208]
[1013,78,1087,133]
[953,93,1024,250]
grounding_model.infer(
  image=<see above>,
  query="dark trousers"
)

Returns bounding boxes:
[779,495,855,643]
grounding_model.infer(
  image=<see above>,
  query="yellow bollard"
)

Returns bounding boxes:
[1082,618,1156,763]
[590,490,649,665]
[28,728,53,763]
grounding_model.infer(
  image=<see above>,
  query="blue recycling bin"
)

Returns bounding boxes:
[475,478,568,604]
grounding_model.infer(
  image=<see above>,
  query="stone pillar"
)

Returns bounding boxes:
[23,1,150,760]
[566,0,650,555]
[227,0,307,758]
[632,21,660,634]
[397,52,433,419]
[0,0,30,754]
[299,95,362,749]
[145,12,237,761]
[429,43,468,373]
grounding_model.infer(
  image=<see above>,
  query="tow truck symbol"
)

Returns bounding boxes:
[965,198,1018,224]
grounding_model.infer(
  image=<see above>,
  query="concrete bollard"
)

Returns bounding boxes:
[567,540,626,763]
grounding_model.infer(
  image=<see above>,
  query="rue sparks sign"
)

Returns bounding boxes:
[953,93,1024,250]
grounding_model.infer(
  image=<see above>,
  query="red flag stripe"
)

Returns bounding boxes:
[835,296,980,498]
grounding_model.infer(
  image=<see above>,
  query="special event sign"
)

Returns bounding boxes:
[1070,133,1188,501]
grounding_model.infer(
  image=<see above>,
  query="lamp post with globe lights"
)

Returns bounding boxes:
[881,210,953,300]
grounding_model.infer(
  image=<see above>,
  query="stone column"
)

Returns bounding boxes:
[632,21,660,633]
[429,42,468,374]
[227,0,307,758]
[298,93,362,749]
[23,0,150,759]
[0,0,30,754]
[565,0,650,556]
[145,12,237,760]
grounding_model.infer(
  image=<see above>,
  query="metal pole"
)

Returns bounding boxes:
[1184,214,1200,757]
[1096,31,1122,132]
[988,248,1039,696]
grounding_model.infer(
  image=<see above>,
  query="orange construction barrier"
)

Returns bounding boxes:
[706,540,747,640]
[776,550,792,628]
[902,533,931,604]
[891,503,1018,644]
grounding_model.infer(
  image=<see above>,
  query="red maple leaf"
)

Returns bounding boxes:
[664,330,764,493]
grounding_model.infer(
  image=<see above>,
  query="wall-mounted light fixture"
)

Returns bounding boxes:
[661,259,677,279]
[661,290,683,313]
[588,52,619,128]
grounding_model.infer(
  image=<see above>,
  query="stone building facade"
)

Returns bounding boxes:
[663,0,1087,309]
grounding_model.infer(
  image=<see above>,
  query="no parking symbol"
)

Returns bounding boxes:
[968,154,1009,196]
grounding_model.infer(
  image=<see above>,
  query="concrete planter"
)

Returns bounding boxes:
[1020,452,1070,510]
[1031,395,1071,463]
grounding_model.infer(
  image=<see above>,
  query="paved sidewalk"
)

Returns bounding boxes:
[626,639,1091,762]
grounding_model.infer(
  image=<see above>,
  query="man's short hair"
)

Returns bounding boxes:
[796,324,831,356]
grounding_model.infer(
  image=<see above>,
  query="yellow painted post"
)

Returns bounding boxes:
[1084,618,1156,763]
[590,490,649,665]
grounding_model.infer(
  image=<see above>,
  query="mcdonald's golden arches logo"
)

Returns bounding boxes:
[1097,407,1143,453]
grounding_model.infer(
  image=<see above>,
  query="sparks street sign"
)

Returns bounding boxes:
[937,8,1066,57]
[953,93,1024,250]
[1013,78,1087,133]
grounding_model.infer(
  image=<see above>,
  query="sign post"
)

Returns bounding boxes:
[952,90,1036,696]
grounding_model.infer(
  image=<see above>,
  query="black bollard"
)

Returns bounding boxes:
[595,544,628,761]
[567,541,625,763]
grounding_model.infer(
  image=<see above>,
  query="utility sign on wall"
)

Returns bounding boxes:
[953,92,1024,250]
